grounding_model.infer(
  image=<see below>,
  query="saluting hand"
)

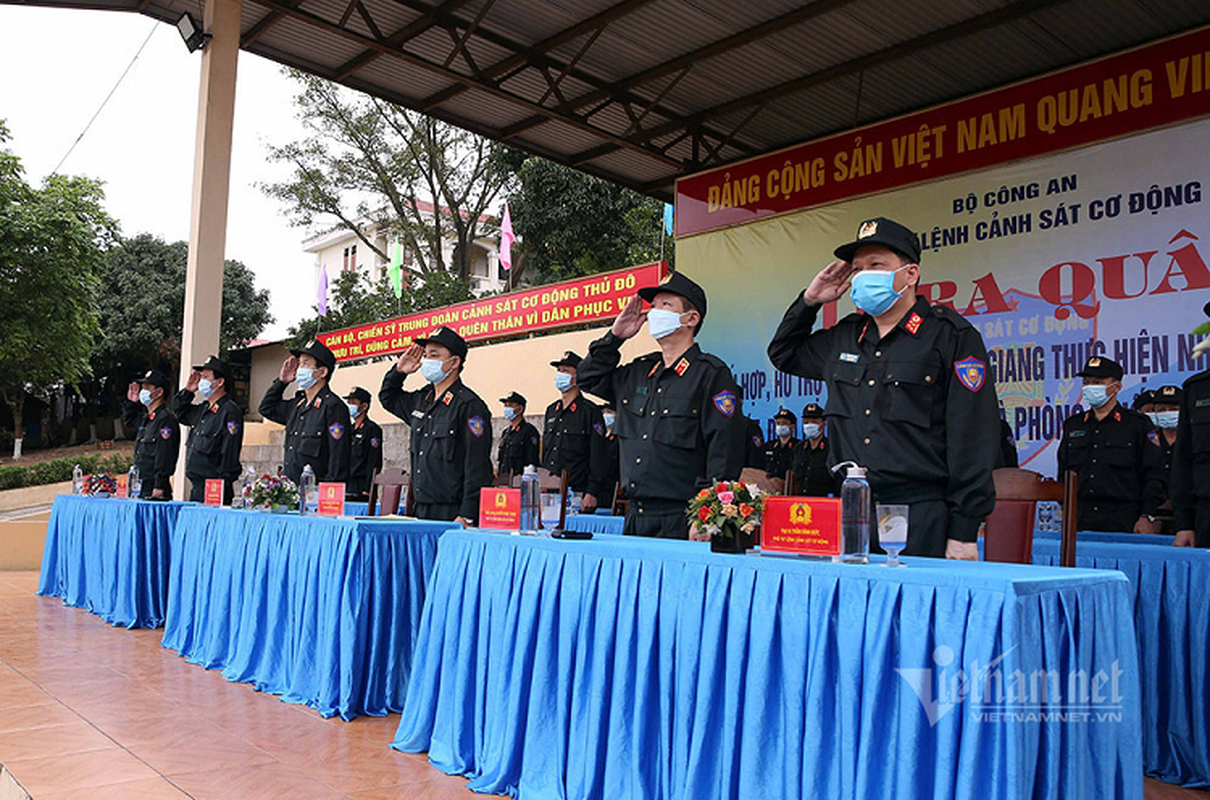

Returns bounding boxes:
[127,382,140,404]
[185,370,202,393]
[280,356,298,384]
[803,260,855,306]
[611,296,648,340]
[396,344,423,374]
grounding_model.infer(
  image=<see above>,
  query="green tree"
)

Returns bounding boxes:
[261,71,524,282]
[93,233,274,377]
[0,120,118,458]
[508,157,670,285]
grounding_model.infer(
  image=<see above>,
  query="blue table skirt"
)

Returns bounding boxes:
[161,506,456,719]
[1032,538,1210,788]
[562,513,624,535]
[395,530,1142,800]
[343,500,406,517]
[37,495,186,628]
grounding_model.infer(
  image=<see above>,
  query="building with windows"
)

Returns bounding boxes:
[302,201,508,295]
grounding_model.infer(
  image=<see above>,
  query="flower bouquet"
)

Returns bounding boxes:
[686,480,765,554]
[83,472,118,498]
[245,474,300,513]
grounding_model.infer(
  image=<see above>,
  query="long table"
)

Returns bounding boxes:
[1033,537,1210,787]
[161,506,455,719]
[37,494,186,628]
[394,530,1142,799]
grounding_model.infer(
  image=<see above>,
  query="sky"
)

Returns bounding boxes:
[0,5,319,340]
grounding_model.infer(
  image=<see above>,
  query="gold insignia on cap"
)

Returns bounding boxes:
[306,340,317,348]
[858,220,878,239]
[1163,386,1176,395]
[1088,357,1102,367]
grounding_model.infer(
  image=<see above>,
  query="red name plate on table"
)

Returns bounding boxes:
[479,488,521,530]
[204,479,225,506]
[761,497,843,557]
[317,483,346,516]
[115,475,128,499]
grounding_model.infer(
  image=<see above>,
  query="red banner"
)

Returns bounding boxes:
[317,482,346,516]
[318,262,668,363]
[479,488,521,530]
[760,497,842,557]
[676,25,1210,237]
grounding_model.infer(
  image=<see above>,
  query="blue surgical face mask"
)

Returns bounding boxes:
[1081,384,1110,408]
[850,265,908,316]
[296,367,318,390]
[647,308,686,340]
[1146,412,1160,427]
[198,379,216,399]
[1155,410,1180,429]
[803,423,822,439]
[775,424,791,439]
[602,412,616,428]
[421,358,449,384]
[139,389,154,406]
[347,403,361,419]
[503,406,518,421]
[555,372,574,392]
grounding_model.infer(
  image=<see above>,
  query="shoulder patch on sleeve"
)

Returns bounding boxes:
[954,356,986,392]
[713,390,736,417]
[328,422,345,440]
[227,420,241,436]
[468,417,486,438]
[159,427,173,440]
[1147,430,1161,446]
[593,421,605,436]
[370,436,381,448]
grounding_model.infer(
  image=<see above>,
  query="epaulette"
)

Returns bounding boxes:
[930,304,974,330]
[698,352,729,370]
[1183,369,1210,387]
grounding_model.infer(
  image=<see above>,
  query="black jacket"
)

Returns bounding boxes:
[348,416,384,497]
[379,368,493,521]
[1172,369,1210,543]
[122,400,180,497]
[173,390,243,481]
[792,437,839,497]
[258,381,352,484]
[497,420,541,476]
[542,394,610,497]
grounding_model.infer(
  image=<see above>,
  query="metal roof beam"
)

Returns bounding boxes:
[633,0,1078,145]
[332,0,475,81]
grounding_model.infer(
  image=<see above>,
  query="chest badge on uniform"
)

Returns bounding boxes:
[674,358,689,376]
[159,427,173,440]
[328,422,345,440]
[905,313,923,335]
[468,417,486,438]
[953,356,986,392]
[839,352,859,363]
[713,390,736,417]
[227,421,240,436]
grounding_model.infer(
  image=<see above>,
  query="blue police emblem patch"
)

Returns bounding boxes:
[328,422,344,440]
[227,420,240,436]
[593,421,605,436]
[713,390,736,417]
[954,356,986,393]
[1147,430,1161,447]
[468,417,485,438]
[370,437,380,448]
[159,427,172,440]
[752,435,763,447]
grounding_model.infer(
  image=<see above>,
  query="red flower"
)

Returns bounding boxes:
[697,505,712,523]
[696,489,711,501]
[739,503,754,518]
[715,482,730,493]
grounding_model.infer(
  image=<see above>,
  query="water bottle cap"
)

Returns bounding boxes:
[523,465,537,476]
[847,465,867,478]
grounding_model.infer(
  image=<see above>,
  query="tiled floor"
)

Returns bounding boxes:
[0,570,1205,799]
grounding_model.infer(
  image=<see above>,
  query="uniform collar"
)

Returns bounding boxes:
[429,379,463,407]
[648,343,701,378]
[858,297,931,344]
[1084,405,1124,423]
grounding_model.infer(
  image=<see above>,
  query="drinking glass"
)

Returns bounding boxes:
[877,504,909,567]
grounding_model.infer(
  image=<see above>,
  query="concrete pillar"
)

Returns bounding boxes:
[175,0,242,498]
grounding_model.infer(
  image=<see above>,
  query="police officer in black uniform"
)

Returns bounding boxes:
[1172,302,1210,547]
[737,387,765,469]
[379,326,493,525]
[601,401,621,504]
[343,387,383,501]
[792,403,837,496]
[497,391,541,478]
[122,370,180,500]
[1057,356,1165,533]
[543,351,609,513]
[1146,385,1182,534]
[768,217,998,559]
[258,340,351,485]
[174,355,244,503]
[764,407,798,479]
[995,417,1019,469]
[578,272,746,539]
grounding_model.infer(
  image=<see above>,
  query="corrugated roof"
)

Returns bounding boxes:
[18,0,1210,197]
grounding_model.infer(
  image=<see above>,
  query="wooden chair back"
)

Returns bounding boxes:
[494,470,514,487]
[784,469,797,496]
[611,482,627,516]
[739,467,784,496]
[511,468,570,530]
[368,467,410,517]
[984,468,1079,565]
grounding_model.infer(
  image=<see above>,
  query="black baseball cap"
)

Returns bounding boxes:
[344,386,372,403]
[415,326,468,361]
[1076,356,1123,380]
[139,369,170,389]
[499,391,527,406]
[192,355,228,379]
[550,351,582,368]
[834,217,922,264]
[1154,385,1183,405]
[802,402,824,419]
[774,407,796,423]
[1132,389,1154,410]
[293,339,337,373]
[637,271,708,333]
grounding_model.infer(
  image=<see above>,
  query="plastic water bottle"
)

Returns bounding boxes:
[72,464,84,495]
[299,464,318,514]
[520,465,540,534]
[237,465,257,509]
[127,466,141,500]
[834,461,870,564]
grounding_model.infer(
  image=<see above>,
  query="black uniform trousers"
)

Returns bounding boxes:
[415,502,461,522]
[623,497,689,539]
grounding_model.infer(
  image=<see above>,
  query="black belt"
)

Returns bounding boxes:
[628,497,687,515]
